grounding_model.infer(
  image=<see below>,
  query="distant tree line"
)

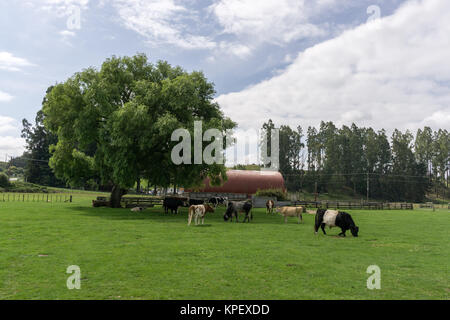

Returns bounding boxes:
[261,120,449,202]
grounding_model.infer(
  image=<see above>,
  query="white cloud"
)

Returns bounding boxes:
[40,0,89,16]
[218,42,252,59]
[210,0,329,45]
[0,117,24,157]
[0,136,26,158]
[0,52,34,72]
[0,91,14,102]
[59,30,76,37]
[111,0,216,50]
[0,116,19,134]
[216,0,450,133]
[103,0,345,56]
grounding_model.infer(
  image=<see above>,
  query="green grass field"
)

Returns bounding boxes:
[0,194,448,300]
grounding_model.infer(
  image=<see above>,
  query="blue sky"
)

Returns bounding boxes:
[1,0,449,158]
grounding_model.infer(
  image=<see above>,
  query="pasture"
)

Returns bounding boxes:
[0,195,448,300]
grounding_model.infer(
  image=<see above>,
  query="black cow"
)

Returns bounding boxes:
[189,198,205,206]
[314,209,359,237]
[163,197,184,214]
[224,200,253,223]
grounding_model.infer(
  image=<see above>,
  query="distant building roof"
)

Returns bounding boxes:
[187,170,285,195]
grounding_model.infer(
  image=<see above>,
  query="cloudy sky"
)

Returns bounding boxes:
[0,0,449,159]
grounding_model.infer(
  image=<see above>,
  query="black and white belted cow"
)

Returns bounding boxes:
[314,209,359,237]
[209,196,228,208]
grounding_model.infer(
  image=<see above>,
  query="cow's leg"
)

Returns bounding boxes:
[321,223,327,235]
[284,215,288,224]
[314,213,322,234]
[188,212,192,225]
[339,228,346,237]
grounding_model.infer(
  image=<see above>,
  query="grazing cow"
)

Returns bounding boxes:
[163,197,184,214]
[314,209,359,237]
[266,200,275,215]
[224,200,253,223]
[131,207,144,212]
[189,198,204,206]
[188,204,215,226]
[276,206,304,224]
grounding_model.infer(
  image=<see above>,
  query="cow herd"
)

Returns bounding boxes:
[159,196,360,237]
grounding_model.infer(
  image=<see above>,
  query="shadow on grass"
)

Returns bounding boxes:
[69,206,186,222]
[67,206,306,226]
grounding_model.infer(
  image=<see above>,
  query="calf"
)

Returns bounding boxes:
[266,200,275,215]
[224,200,253,223]
[131,207,144,212]
[314,209,359,237]
[276,206,304,224]
[188,204,215,226]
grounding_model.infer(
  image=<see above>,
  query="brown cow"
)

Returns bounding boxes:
[188,204,215,226]
[266,200,275,215]
[276,206,304,224]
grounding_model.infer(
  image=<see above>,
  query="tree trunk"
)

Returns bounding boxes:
[136,177,141,194]
[110,184,126,208]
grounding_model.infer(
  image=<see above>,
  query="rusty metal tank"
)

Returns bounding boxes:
[187,170,285,195]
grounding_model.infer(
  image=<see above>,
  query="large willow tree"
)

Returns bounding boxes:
[43,54,235,207]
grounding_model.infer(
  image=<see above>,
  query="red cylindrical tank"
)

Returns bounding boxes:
[187,170,285,195]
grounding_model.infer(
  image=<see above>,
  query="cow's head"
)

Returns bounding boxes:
[350,226,359,237]
[223,213,230,221]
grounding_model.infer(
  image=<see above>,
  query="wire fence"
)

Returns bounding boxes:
[0,193,73,203]
[291,200,414,210]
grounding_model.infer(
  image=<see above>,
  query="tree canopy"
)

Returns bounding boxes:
[43,54,236,206]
